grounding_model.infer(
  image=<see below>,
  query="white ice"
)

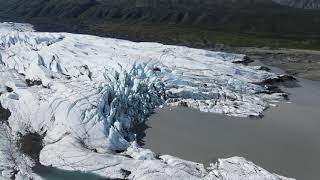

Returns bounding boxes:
[0,22,293,180]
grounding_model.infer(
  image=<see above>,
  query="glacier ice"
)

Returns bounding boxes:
[0,22,294,179]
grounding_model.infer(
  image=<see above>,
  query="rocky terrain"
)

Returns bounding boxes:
[220,47,320,81]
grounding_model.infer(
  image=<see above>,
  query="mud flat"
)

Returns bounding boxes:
[229,47,320,81]
[142,77,320,180]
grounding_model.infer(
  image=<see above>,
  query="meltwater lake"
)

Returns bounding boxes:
[142,78,320,180]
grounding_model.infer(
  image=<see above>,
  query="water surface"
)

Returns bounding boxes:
[142,79,320,180]
[34,165,107,180]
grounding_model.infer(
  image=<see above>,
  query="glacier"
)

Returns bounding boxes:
[0,22,294,180]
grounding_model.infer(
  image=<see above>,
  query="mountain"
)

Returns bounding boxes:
[272,0,320,9]
[0,0,280,18]
[0,0,320,49]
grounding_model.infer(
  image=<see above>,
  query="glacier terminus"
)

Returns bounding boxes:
[0,22,294,180]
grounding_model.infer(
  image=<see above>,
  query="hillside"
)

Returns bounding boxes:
[1,0,320,49]
[273,0,320,9]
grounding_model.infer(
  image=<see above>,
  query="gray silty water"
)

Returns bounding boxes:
[142,78,320,180]
[33,165,108,180]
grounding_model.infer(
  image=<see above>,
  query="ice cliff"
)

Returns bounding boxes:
[0,22,293,180]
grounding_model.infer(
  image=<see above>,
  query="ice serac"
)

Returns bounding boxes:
[0,22,294,179]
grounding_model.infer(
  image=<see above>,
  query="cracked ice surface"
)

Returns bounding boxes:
[0,22,293,179]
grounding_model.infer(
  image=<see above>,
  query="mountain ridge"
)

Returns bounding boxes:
[1,0,320,49]
[273,0,320,9]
